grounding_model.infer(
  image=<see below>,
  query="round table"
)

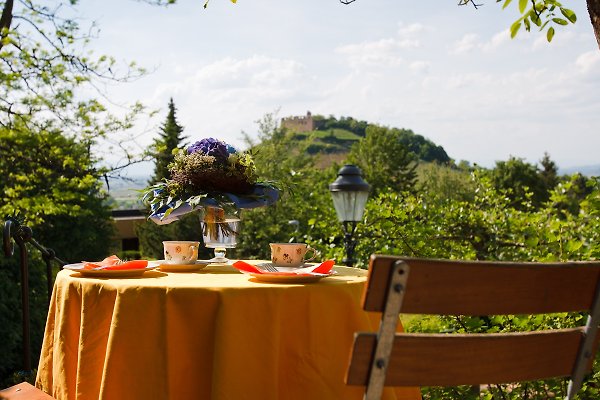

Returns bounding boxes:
[36,262,420,400]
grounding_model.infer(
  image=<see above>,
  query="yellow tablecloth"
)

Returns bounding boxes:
[36,263,420,400]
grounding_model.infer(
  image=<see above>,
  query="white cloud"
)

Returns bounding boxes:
[450,33,480,54]
[532,30,578,50]
[174,56,306,91]
[452,30,511,54]
[334,21,433,69]
[409,60,431,74]
[482,30,510,51]
[575,50,600,74]
[397,22,429,37]
[335,38,409,68]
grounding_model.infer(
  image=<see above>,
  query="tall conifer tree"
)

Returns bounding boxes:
[149,98,187,184]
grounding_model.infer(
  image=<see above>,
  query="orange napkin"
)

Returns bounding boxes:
[311,260,335,274]
[232,260,335,275]
[82,255,148,270]
[232,261,263,274]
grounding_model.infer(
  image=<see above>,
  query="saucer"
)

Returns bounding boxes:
[157,260,211,272]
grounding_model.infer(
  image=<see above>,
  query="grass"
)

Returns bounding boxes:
[311,128,362,141]
[292,128,362,142]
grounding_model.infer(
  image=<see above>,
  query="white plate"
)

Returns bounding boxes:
[63,262,157,278]
[244,270,337,284]
[156,260,211,272]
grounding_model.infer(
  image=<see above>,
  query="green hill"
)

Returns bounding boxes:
[282,114,451,164]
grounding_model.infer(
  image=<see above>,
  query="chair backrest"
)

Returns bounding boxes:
[346,255,600,400]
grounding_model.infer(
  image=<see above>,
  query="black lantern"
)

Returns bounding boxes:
[329,165,370,267]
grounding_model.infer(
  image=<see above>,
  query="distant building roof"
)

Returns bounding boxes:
[111,209,146,221]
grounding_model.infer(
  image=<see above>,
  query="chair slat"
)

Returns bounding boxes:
[346,328,594,387]
[363,256,600,315]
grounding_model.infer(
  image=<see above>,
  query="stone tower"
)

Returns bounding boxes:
[281,111,314,133]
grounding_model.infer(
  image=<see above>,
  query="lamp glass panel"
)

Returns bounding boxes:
[331,191,369,222]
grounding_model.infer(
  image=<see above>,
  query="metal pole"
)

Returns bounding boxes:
[342,221,358,268]
[16,236,32,372]
[4,219,32,372]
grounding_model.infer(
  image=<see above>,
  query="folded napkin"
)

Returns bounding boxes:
[232,260,335,275]
[82,255,148,270]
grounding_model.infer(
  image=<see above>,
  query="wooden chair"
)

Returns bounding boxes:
[0,382,55,400]
[346,255,600,400]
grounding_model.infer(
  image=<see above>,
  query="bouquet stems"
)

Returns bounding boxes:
[201,207,239,243]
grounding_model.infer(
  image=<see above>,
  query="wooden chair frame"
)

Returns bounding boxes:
[346,255,600,400]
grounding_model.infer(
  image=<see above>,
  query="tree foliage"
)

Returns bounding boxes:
[0,122,114,386]
[348,125,418,196]
[396,128,451,164]
[0,252,49,387]
[539,151,559,191]
[490,156,548,208]
[0,122,113,258]
[313,115,369,137]
[487,154,575,210]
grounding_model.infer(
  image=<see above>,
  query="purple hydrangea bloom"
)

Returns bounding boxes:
[187,138,229,161]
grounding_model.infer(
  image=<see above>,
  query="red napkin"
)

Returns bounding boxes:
[311,260,335,274]
[232,260,263,274]
[232,260,335,275]
[82,255,148,270]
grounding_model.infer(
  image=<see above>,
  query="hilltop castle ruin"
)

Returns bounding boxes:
[281,111,315,133]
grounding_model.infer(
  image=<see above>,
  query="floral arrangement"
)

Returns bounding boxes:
[142,138,279,221]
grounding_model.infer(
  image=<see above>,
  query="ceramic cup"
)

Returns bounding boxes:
[163,241,199,265]
[269,243,320,268]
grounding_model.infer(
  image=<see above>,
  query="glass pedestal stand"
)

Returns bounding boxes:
[200,207,241,263]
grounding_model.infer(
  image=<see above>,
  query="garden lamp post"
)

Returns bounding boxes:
[329,165,370,268]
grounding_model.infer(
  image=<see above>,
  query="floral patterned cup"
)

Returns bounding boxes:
[163,241,199,264]
[269,243,320,268]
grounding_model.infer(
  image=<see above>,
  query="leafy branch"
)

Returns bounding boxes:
[499,0,577,42]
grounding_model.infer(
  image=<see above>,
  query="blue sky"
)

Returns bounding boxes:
[78,0,600,172]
